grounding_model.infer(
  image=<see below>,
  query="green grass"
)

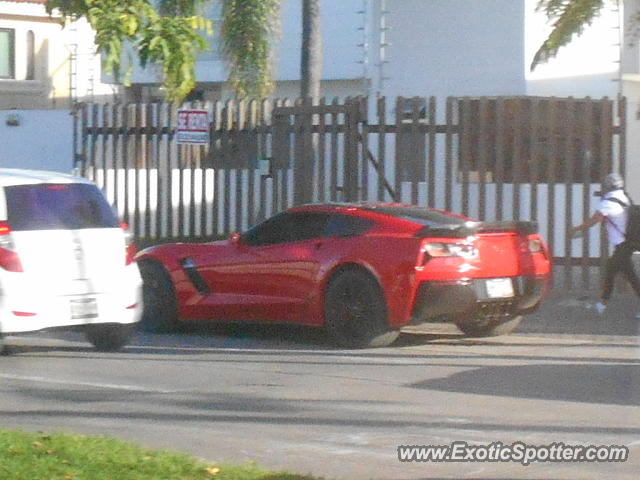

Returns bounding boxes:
[0,429,322,480]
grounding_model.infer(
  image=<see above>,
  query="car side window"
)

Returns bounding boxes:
[324,214,374,238]
[287,213,331,242]
[241,214,288,247]
[241,212,331,247]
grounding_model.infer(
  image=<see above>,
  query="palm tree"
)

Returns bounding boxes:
[221,0,280,98]
[531,0,619,70]
[301,0,322,101]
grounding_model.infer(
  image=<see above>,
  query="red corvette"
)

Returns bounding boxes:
[136,203,551,348]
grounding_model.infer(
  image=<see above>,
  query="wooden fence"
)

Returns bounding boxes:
[75,95,626,291]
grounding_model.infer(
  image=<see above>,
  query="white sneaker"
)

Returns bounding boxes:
[593,302,607,314]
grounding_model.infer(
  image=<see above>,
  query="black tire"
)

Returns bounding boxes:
[324,270,399,349]
[85,323,136,352]
[138,259,180,333]
[456,315,523,338]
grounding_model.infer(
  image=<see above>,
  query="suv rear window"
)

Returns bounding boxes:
[5,183,119,231]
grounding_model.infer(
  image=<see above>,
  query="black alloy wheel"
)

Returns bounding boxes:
[324,270,399,348]
[85,323,136,352]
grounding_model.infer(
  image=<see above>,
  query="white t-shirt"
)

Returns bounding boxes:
[598,189,630,247]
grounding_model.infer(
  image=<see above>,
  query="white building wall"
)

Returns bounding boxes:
[0,109,72,172]
[125,0,633,103]
[276,0,363,81]
[68,18,120,103]
[377,0,527,99]
[621,0,640,199]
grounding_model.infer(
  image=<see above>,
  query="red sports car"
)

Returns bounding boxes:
[136,203,551,348]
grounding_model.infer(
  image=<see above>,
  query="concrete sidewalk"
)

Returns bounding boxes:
[521,286,640,338]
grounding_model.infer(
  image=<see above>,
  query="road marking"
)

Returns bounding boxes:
[0,373,175,393]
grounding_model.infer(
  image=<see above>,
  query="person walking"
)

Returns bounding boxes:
[570,173,640,314]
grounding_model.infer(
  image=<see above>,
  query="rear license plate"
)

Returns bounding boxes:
[70,298,98,320]
[486,278,514,298]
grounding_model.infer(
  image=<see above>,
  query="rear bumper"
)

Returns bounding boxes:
[0,286,143,334]
[0,262,143,334]
[410,275,549,325]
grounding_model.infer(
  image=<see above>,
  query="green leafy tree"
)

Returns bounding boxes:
[531,0,620,70]
[46,0,280,102]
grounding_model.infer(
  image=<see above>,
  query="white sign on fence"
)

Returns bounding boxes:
[176,109,210,144]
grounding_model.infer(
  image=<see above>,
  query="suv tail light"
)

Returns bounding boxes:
[120,221,137,266]
[0,221,23,272]
[524,234,548,259]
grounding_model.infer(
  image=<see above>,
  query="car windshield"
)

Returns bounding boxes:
[363,206,467,227]
[5,183,120,231]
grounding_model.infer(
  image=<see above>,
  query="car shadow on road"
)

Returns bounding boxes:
[176,322,469,348]
[409,363,640,406]
[6,332,639,372]
[5,312,637,358]
[2,328,462,358]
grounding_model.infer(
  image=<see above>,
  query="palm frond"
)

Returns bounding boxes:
[221,0,280,98]
[531,0,606,70]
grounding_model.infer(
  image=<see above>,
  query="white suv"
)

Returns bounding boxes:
[0,169,142,352]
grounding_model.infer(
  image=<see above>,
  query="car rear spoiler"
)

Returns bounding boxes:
[415,220,538,238]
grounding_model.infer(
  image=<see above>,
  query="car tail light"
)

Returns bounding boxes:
[420,240,477,265]
[120,221,137,266]
[524,235,548,258]
[528,238,543,253]
[0,221,22,272]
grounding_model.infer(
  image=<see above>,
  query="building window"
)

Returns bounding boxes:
[0,28,15,79]
[26,30,35,80]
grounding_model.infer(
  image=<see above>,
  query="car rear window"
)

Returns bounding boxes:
[5,183,119,231]
[363,206,467,227]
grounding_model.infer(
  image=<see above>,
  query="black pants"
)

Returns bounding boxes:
[602,241,640,301]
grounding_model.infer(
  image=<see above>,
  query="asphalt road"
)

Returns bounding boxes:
[1,300,639,480]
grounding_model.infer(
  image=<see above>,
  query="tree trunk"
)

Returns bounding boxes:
[301,0,322,101]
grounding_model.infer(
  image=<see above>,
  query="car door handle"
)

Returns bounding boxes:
[315,241,323,250]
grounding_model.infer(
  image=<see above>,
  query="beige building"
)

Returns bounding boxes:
[0,0,116,109]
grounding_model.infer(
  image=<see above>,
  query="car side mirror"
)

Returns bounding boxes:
[229,232,242,246]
